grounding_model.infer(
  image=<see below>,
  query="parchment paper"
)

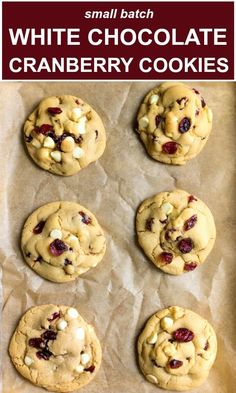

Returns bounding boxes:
[0,82,235,393]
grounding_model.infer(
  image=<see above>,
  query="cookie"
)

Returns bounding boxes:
[9,304,102,392]
[136,189,216,275]
[23,95,106,176]
[136,82,212,165]
[21,201,106,282]
[137,306,217,391]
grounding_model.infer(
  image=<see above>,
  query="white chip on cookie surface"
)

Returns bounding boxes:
[149,94,159,105]
[73,146,84,159]
[161,317,174,331]
[147,332,157,345]
[31,139,41,149]
[68,234,79,243]
[139,116,149,129]
[146,374,158,384]
[76,327,85,340]
[24,356,34,366]
[161,202,173,215]
[43,136,55,149]
[67,307,79,319]
[75,364,84,373]
[50,229,62,239]
[57,319,68,331]
[50,151,62,162]
[71,107,82,121]
[80,353,90,365]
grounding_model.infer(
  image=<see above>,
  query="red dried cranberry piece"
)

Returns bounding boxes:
[178,238,193,254]
[36,348,53,360]
[29,337,44,349]
[162,141,178,154]
[85,365,95,373]
[192,88,200,95]
[25,134,33,143]
[47,312,60,322]
[159,252,173,264]
[188,195,197,203]
[47,107,62,116]
[173,328,194,342]
[179,117,191,133]
[79,211,92,225]
[184,262,197,271]
[37,124,54,135]
[50,239,68,256]
[204,341,209,351]
[41,330,57,341]
[184,215,197,231]
[201,98,206,108]
[33,221,45,234]
[169,359,183,369]
[155,115,162,127]
[146,218,154,231]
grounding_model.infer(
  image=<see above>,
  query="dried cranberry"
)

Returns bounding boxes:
[204,341,209,351]
[162,141,178,154]
[41,330,57,341]
[178,238,193,254]
[184,262,197,271]
[79,211,92,225]
[169,359,183,369]
[155,115,162,127]
[47,312,60,322]
[64,258,72,266]
[159,252,173,264]
[146,218,154,231]
[29,337,44,349]
[37,124,54,135]
[184,215,197,231]
[36,348,52,360]
[173,328,194,342]
[85,365,95,373]
[179,117,191,133]
[33,221,45,234]
[201,98,206,108]
[188,195,197,203]
[192,88,200,94]
[25,134,33,143]
[50,239,68,256]
[47,107,62,116]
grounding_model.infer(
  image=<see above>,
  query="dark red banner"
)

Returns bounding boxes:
[2,1,234,80]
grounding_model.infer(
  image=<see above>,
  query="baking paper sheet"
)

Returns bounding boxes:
[0,82,235,393]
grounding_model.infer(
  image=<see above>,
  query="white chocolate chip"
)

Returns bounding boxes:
[24,356,34,366]
[75,364,84,373]
[75,116,87,134]
[146,374,158,384]
[68,234,79,243]
[147,332,158,345]
[67,307,79,319]
[161,317,174,331]
[50,151,62,162]
[139,116,149,129]
[57,319,67,331]
[71,107,82,121]
[72,146,84,159]
[80,353,90,365]
[50,229,62,239]
[43,136,55,149]
[61,136,75,153]
[149,94,159,105]
[76,327,85,340]
[31,139,41,149]
[161,202,173,215]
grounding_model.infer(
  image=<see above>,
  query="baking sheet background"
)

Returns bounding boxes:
[0,82,235,393]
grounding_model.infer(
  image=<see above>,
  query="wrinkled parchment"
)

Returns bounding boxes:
[0,82,235,393]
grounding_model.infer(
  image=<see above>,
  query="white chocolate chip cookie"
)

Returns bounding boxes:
[136,189,216,275]
[137,306,217,391]
[9,305,102,392]
[136,82,213,165]
[24,95,106,176]
[21,201,106,283]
